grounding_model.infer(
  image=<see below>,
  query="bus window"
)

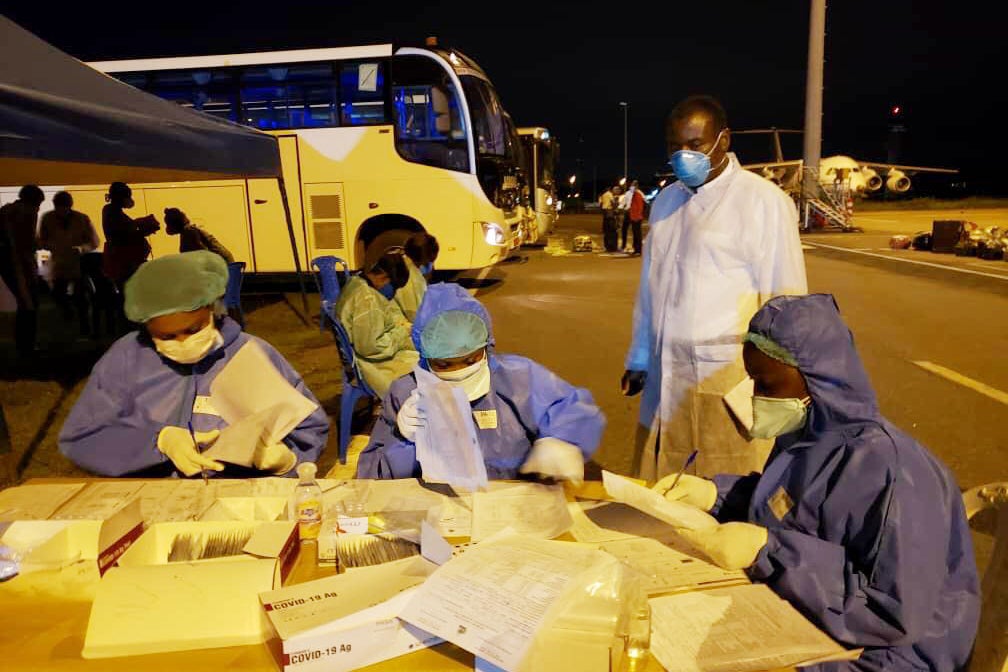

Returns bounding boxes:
[145,70,238,122]
[339,61,389,126]
[392,54,468,172]
[240,64,338,130]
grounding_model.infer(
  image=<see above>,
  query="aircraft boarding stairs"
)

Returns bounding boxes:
[799,167,856,232]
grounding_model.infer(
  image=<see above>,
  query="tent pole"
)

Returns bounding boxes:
[277,175,311,324]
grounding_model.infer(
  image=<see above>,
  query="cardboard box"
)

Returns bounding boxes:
[117,519,298,585]
[259,556,442,672]
[83,558,278,658]
[0,497,144,578]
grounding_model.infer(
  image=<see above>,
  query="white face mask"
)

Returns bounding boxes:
[153,320,223,364]
[750,395,811,439]
[434,357,491,401]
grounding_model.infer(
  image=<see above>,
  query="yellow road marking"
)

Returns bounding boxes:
[913,361,1008,406]
[805,242,1008,281]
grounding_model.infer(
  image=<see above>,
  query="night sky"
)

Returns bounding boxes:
[4,1,1002,194]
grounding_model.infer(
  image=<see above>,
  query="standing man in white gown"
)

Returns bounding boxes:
[622,95,807,480]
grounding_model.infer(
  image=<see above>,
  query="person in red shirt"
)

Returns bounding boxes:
[623,180,646,255]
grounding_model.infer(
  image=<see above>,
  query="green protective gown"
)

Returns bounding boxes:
[393,257,428,321]
[335,275,419,397]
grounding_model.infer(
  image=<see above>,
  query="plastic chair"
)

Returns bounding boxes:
[224,262,246,328]
[311,256,349,331]
[963,482,1008,672]
[318,299,378,464]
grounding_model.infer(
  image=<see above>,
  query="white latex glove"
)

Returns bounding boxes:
[253,442,298,475]
[651,473,718,511]
[518,438,585,487]
[680,522,769,570]
[396,389,425,442]
[157,427,224,477]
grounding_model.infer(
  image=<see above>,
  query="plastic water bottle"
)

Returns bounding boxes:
[294,462,323,541]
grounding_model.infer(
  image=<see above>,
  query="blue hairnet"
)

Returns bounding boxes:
[124,251,228,323]
[419,310,489,359]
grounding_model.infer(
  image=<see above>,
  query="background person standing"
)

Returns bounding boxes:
[622,95,807,481]
[0,185,45,355]
[38,191,100,336]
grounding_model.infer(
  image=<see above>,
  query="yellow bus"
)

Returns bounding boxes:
[77,43,526,275]
[518,127,559,243]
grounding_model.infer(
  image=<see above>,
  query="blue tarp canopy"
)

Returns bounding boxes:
[0,15,281,184]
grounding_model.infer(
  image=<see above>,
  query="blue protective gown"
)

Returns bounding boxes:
[711,294,979,672]
[357,284,605,479]
[60,317,330,477]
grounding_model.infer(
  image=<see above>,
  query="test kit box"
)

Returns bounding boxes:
[116,519,298,585]
[83,520,298,659]
[259,556,442,672]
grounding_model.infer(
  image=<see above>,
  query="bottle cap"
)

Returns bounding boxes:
[296,462,317,481]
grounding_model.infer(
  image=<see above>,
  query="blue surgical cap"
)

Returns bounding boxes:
[420,310,489,359]
[744,332,799,367]
[124,251,228,323]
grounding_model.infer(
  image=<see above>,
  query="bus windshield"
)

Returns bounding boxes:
[460,75,508,157]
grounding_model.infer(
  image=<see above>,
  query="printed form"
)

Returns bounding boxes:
[399,536,606,672]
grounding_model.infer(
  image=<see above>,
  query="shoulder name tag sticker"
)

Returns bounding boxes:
[768,486,794,521]
[192,396,219,416]
[472,410,498,430]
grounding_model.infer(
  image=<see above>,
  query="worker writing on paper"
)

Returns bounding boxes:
[653,294,979,672]
[622,95,807,481]
[59,251,329,478]
[357,283,604,483]
[334,245,419,397]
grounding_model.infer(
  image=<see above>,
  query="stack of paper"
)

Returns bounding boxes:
[649,583,861,672]
[602,470,718,531]
[206,341,319,467]
[0,483,85,520]
[470,482,571,542]
[399,535,619,672]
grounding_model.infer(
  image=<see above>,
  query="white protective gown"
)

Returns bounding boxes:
[625,155,807,480]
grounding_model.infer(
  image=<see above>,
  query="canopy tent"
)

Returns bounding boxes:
[0,15,307,313]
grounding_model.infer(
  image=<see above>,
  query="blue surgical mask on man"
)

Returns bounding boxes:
[669,130,727,188]
[419,262,433,276]
[378,283,396,300]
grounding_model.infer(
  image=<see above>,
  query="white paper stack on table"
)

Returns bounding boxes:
[205,341,320,467]
[399,534,626,672]
[412,366,488,491]
[649,583,862,671]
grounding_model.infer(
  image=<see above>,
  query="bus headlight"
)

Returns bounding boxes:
[545,196,554,206]
[480,221,507,247]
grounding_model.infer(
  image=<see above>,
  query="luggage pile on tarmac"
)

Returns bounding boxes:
[890,220,1008,261]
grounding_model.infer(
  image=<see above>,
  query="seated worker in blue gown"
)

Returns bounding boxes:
[60,251,329,478]
[653,294,979,672]
[357,283,605,483]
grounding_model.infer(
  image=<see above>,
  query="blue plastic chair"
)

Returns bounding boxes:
[318,299,379,464]
[311,256,349,331]
[224,262,246,328]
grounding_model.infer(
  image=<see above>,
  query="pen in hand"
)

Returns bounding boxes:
[188,421,208,485]
[663,449,699,496]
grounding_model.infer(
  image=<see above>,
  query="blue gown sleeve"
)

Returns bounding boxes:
[747,442,952,648]
[58,344,169,476]
[711,472,760,521]
[356,381,420,479]
[258,340,330,467]
[525,359,605,459]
